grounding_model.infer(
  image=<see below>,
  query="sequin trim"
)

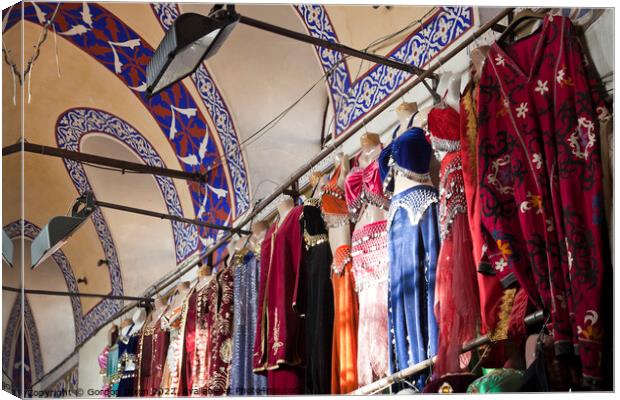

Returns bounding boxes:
[430,135,461,153]
[387,186,439,231]
[322,212,350,228]
[438,155,467,240]
[303,230,329,250]
[351,220,389,291]
[331,245,352,276]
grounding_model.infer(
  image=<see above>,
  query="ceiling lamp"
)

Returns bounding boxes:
[2,229,13,267]
[30,193,95,269]
[146,7,239,96]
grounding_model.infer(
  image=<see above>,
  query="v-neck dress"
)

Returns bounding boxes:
[477,15,609,387]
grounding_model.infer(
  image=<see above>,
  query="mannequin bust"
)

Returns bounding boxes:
[234,233,249,252]
[227,236,239,258]
[131,308,146,332]
[196,264,212,290]
[244,220,268,252]
[471,46,490,84]
[328,152,352,255]
[310,171,329,192]
[333,151,350,188]
[435,71,461,111]
[145,296,166,329]
[356,134,387,227]
[277,196,295,223]
[395,102,418,136]
[162,280,191,327]
[393,103,433,195]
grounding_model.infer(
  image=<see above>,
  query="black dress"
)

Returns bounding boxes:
[297,198,334,394]
[117,324,139,397]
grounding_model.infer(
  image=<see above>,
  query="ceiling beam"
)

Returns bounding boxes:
[3,142,206,183]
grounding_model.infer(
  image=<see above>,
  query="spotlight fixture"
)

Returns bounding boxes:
[2,229,13,267]
[146,6,240,96]
[30,192,96,269]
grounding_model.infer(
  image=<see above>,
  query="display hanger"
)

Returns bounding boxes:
[497,9,546,45]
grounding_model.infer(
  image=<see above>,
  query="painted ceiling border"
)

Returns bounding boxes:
[4,3,234,255]
[151,3,251,219]
[4,219,81,345]
[2,296,45,382]
[294,6,474,136]
[56,107,197,264]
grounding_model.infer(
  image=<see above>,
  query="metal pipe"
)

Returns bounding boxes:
[2,286,153,303]
[92,199,251,235]
[3,142,206,183]
[238,15,432,78]
[351,308,544,394]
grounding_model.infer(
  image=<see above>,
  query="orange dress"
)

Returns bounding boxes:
[321,165,358,393]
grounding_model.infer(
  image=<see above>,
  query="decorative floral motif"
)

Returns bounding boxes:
[496,240,512,258]
[535,79,549,95]
[295,6,473,136]
[519,192,543,214]
[272,309,284,356]
[568,116,596,160]
[495,54,506,66]
[487,155,514,194]
[532,153,543,169]
[494,257,508,272]
[516,102,529,119]
[2,297,44,381]
[556,65,574,86]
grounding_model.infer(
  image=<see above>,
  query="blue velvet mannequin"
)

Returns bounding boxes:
[379,119,433,197]
[382,122,440,390]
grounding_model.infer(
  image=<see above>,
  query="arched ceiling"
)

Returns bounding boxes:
[2,2,475,380]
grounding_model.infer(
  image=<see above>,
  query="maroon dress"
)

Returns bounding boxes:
[253,206,305,395]
[138,318,169,396]
[477,15,609,387]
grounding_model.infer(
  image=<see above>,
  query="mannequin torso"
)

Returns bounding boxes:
[277,197,295,223]
[327,153,352,253]
[356,135,387,227]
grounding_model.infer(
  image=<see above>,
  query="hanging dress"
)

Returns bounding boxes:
[137,316,169,397]
[477,15,609,387]
[378,122,440,389]
[253,206,305,395]
[428,106,481,377]
[107,342,120,397]
[230,248,267,396]
[192,264,235,396]
[297,197,334,394]
[117,324,139,397]
[322,167,359,394]
[345,160,390,387]
[98,346,110,397]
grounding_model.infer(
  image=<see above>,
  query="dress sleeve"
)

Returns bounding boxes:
[292,212,307,317]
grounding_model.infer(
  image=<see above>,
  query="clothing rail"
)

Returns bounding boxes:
[2,286,154,303]
[351,310,545,394]
[29,7,514,387]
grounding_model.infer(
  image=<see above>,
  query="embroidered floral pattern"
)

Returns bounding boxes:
[534,79,549,95]
[519,192,543,214]
[516,102,529,119]
[495,54,505,66]
[487,155,514,194]
[272,309,284,356]
[568,116,596,159]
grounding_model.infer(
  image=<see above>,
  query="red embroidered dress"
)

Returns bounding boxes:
[253,206,305,394]
[477,15,608,386]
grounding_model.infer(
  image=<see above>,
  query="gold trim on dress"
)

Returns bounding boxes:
[489,288,517,342]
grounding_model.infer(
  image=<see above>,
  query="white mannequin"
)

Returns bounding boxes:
[162,280,191,327]
[328,152,352,256]
[131,308,146,331]
[277,196,295,223]
[145,296,166,329]
[234,233,249,252]
[355,133,387,227]
[435,71,462,111]
[395,102,418,136]
[244,220,269,252]
[227,235,239,258]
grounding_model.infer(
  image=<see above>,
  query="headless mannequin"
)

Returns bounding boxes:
[356,132,387,227]
[227,236,239,259]
[471,46,490,85]
[310,171,329,193]
[435,71,462,111]
[145,296,166,329]
[163,281,191,327]
[131,308,146,332]
[234,233,249,253]
[328,152,351,256]
[196,264,212,290]
[277,196,295,223]
[244,220,268,252]
[393,102,433,195]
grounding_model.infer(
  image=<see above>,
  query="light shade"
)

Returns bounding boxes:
[2,229,13,267]
[31,194,95,269]
[146,11,239,97]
